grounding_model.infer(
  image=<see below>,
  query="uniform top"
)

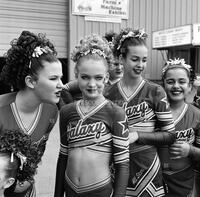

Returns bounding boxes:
[59,99,129,164]
[105,79,175,154]
[159,103,200,174]
[0,92,58,156]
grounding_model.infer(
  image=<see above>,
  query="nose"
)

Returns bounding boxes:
[138,60,144,67]
[173,81,180,88]
[88,78,96,87]
[57,78,64,89]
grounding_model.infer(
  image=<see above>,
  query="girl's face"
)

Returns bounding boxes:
[33,60,63,104]
[0,157,15,192]
[76,58,109,100]
[122,45,148,79]
[109,57,123,81]
[164,68,191,103]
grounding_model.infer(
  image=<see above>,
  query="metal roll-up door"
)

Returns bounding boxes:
[0,0,68,58]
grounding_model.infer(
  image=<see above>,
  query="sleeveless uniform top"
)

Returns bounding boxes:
[105,79,175,197]
[59,99,129,163]
[0,92,58,197]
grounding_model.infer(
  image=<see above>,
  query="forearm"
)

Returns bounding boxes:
[54,154,67,197]
[112,162,129,197]
[137,131,175,146]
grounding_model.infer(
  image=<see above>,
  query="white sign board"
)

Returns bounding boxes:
[152,25,192,49]
[72,0,129,19]
[192,24,200,45]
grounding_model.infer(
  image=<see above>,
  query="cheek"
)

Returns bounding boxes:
[164,83,172,92]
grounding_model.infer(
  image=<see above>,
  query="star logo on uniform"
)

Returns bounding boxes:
[161,95,169,109]
[119,117,129,135]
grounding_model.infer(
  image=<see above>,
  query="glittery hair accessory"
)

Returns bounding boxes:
[162,58,191,76]
[117,29,147,50]
[73,48,107,62]
[29,46,53,68]
[32,46,52,57]
[11,152,27,170]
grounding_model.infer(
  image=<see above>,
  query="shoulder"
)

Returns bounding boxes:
[0,92,16,107]
[105,100,125,115]
[188,103,200,116]
[43,102,58,112]
[144,80,166,98]
[60,102,76,115]
[43,103,58,118]
[145,80,164,91]
[104,82,118,97]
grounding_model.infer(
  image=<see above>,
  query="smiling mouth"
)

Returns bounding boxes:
[171,91,183,95]
[134,69,143,73]
[87,89,97,93]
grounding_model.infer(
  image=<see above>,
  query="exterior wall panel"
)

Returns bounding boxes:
[69,0,200,80]
[0,0,68,58]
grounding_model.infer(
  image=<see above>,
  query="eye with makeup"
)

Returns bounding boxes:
[95,75,104,81]
[80,75,89,80]
[49,75,63,81]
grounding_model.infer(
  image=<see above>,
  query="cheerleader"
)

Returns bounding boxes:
[160,58,200,197]
[104,28,175,197]
[54,34,130,197]
[0,30,63,196]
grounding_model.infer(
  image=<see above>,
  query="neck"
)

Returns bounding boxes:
[16,90,41,113]
[169,100,186,111]
[81,95,105,107]
[122,75,143,88]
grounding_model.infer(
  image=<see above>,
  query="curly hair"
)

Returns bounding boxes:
[0,30,58,90]
[0,129,42,182]
[104,31,117,43]
[71,34,113,69]
[112,27,148,58]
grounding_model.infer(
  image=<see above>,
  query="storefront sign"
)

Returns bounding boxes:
[192,24,200,45]
[72,0,129,19]
[152,25,192,49]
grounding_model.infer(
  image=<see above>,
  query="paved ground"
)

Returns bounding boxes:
[35,116,60,197]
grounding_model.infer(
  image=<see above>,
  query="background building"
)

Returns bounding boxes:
[0,0,200,92]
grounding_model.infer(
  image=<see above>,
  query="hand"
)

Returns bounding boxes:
[129,131,139,144]
[14,180,32,193]
[169,141,190,159]
[63,83,69,90]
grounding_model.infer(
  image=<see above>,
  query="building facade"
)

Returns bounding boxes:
[0,0,200,84]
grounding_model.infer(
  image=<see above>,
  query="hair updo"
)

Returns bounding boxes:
[112,27,148,58]
[71,34,113,70]
[0,30,58,90]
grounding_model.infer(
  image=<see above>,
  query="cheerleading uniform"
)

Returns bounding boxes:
[55,99,129,197]
[105,79,175,197]
[159,104,200,197]
[0,92,58,197]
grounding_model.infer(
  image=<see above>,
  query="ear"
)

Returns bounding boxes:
[119,54,123,65]
[104,72,110,84]
[74,67,78,78]
[3,177,15,189]
[25,75,36,89]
